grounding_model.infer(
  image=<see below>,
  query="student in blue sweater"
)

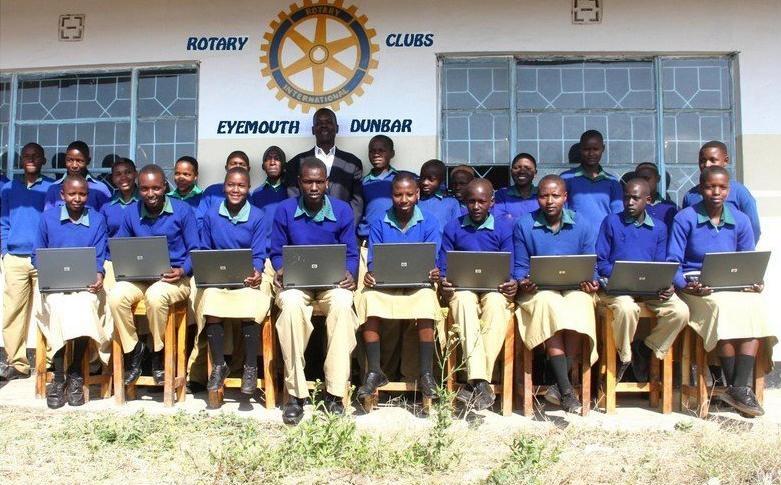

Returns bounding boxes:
[560,130,623,228]
[200,150,252,215]
[668,166,774,417]
[44,141,111,211]
[633,162,677,230]
[681,141,761,243]
[199,168,272,395]
[107,164,200,386]
[33,175,109,408]
[494,153,539,221]
[449,165,476,215]
[270,157,359,425]
[1,142,55,380]
[167,156,203,210]
[596,178,688,382]
[513,174,599,414]
[440,179,517,411]
[99,158,138,287]
[249,146,288,213]
[417,159,461,233]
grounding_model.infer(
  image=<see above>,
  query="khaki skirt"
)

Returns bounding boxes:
[515,290,598,365]
[197,276,273,330]
[355,287,441,322]
[37,291,110,364]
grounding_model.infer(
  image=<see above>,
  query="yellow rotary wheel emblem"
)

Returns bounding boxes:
[260,0,379,113]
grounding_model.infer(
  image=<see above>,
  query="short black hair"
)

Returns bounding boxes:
[700,166,730,185]
[112,157,136,172]
[22,142,44,156]
[176,156,199,173]
[138,163,166,180]
[262,145,287,165]
[635,162,659,174]
[538,174,566,191]
[370,134,394,151]
[699,140,728,155]
[464,178,494,198]
[61,173,88,190]
[226,150,250,165]
[420,159,446,179]
[511,152,537,167]
[225,166,251,185]
[66,140,90,159]
[313,107,336,124]
[624,177,651,196]
[299,156,327,177]
[580,130,604,144]
[392,171,417,188]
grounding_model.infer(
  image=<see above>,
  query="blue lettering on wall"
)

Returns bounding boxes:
[385,33,434,48]
[350,119,413,133]
[216,120,300,135]
[187,37,249,51]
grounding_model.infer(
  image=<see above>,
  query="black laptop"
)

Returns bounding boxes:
[36,247,96,293]
[372,243,436,289]
[604,261,679,297]
[700,251,771,290]
[283,244,346,289]
[446,251,511,292]
[191,249,253,289]
[529,255,596,291]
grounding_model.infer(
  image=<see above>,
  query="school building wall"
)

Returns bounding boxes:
[1,0,779,359]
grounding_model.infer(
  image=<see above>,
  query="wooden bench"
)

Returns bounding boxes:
[35,329,112,402]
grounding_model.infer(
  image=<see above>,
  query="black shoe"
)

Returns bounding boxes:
[46,378,67,409]
[616,362,631,382]
[240,365,258,395]
[418,372,438,399]
[356,371,389,400]
[151,351,164,385]
[544,384,561,406]
[720,386,765,417]
[0,365,30,381]
[323,392,345,415]
[560,389,582,414]
[123,341,146,386]
[283,397,305,425]
[207,363,229,392]
[631,341,651,382]
[455,382,474,405]
[472,380,496,411]
[66,373,85,407]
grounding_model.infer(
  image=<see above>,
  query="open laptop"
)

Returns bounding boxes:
[283,244,346,289]
[446,251,511,292]
[604,261,679,296]
[373,242,436,289]
[529,254,596,291]
[36,247,96,293]
[109,236,171,281]
[192,249,253,289]
[700,251,771,290]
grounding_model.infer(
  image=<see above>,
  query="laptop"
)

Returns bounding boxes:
[604,261,679,297]
[283,244,346,289]
[700,251,771,291]
[36,247,96,293]
[192,249,253,289]
[529,255,596,291]
[109,236,171,281]
[446,251,511,292]
[372,242,436,289]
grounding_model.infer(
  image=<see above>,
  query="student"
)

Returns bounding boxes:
[33,175,109,408]
[633,162,677,230]
[357,135,398,244]
[271,157,359,425]
[439,179,516,411]
[494,153,539,221]
[449,165,476,214]
[560,130,623,228]
[0,143,55,380]
[668,166,774,416]
[44,141,112,211]
[99,158,138,261]
[201,151,252,215]
[513,174,599,414]
[107,164,200,386]
[417,159,461,233]
[200,168,272,394]
[168,156,203,208]
[596,178,689,381]
[681,141,761,243]
[250,146,288,213]
[355,173,441,400]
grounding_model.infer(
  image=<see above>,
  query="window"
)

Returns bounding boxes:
[0,65,198,180]
[440,56,737,204]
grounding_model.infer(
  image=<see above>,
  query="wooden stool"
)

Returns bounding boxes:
[597,302,673,414]
[35,329,112,402]
[112,299,188,407]
[444,311,515,416]
[679,326,765,418]
[205,315,277,409]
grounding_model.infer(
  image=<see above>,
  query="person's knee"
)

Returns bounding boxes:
[276,290,306,310]
[328,289,354,309]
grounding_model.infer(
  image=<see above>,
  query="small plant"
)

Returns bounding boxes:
[484,435,559,485]
[674,420,694,432]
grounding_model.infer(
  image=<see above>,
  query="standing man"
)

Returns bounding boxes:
[284,108,364,224]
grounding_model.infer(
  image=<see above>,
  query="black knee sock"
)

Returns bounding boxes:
[419,341,434,375]
[719,356,736,386]
[365,341,381,373]
[205,323,225,366]
[733,354,755,388]
[67,337,89,376]
[550,355,573,394]
[242,322,260,368]
[52,348,66,382]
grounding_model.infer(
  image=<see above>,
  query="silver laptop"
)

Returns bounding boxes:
[530,255,596,291]
[36,247,96,293]
[373,243,436,289]
[700,251,771,291]
[283,244,346,289]
[192,249,253,289]
[605,261,679,296]
[109,236,171,281]
[446,251,511,292]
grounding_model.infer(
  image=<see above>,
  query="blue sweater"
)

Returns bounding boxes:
[439,214,514,277]
[512,209,597,280]
[681,180,761,243]
[595,212,667,278]
[367,206,441,271]
[667,203,755,288]
[33,207,107,274]
[99,192,140,259]
[250,181,288,211]
[1,176,56,256]
[560,166,623,228]
[197,183,224,217]
[116,197,201,275]
[647,195,677,230]
[270,196,359,277]
[357,168,397,238]
[494,185,538,222]
[417,192,461,234]
[44,174,112,211]
[201,201,268,272]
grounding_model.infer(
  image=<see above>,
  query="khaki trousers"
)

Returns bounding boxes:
[2,254,40,373]
[108,278,191,354]
[449,290,512,381]
[275,287,357,398]
[598,293,689,363]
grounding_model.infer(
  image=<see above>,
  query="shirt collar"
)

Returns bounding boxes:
[649,192,666,206]
[218,200,251,224]
[461,213,495,231]
[363,166,398,182]
[23,175,44,188]
[294,195,336,222]
[263,179,283,190]
[168,184,203,200]
[694,202,735,228]
[110,189,139,206]
[573,165,611,182]
[533,208,576,234]
[507,184,537,199]
[623,210,655,228]
[383,206,424,232]
[314,145,336,158]
[141,196,174,220]
[59,205,90,227]
[55,172,99,184]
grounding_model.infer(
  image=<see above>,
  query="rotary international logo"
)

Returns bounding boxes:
[260,0,379,113]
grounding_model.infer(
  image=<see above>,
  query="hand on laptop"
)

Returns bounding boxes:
[428,268,440,284]
[657,285,675,301]
[161,267,184,284]
[579,280,600,294]
[244,269,262,288]
[88,273,104,294]
[439,278,454,297]
[744,282,764,293]
[682,281,712,296]
[338,271,356,291]
[518,278,537,294]
[273,268,284,288]
[364,272,376,288]
[498,279,518,300]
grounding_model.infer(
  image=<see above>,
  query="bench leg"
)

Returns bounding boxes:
[262,315,276,409]
[661,344,673,414]
[445,316,456,393]
[522,343,533,417]
[176,310,187,403]
[163,312,176,407]
[81,340,92,403]
[603,309,617,414]
[694,333,709,418]
[679,326,692,412]
[580,334,591,416]
[35,329,47,399]
[501,315,514,416]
